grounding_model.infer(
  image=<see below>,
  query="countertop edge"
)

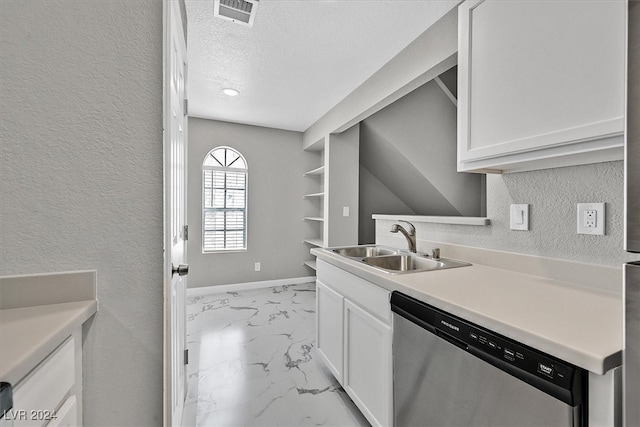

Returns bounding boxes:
[0,300,98,385]
[312,248,621,375]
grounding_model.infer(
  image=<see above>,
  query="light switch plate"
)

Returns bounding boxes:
[577,203,605,235]
[510,204,529,231]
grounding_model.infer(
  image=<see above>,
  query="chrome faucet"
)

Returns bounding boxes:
[390,221,416,253]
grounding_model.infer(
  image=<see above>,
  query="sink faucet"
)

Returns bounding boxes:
[390,221,416,253]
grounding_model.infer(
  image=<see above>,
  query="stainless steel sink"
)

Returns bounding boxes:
[362,254,470,274]
[329,245,471,274]
[332,245,397,258]
[362,254,444,272]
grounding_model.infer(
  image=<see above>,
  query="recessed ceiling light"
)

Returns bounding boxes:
[222,88,240,97]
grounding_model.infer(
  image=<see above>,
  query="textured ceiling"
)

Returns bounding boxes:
[185,0,459,132]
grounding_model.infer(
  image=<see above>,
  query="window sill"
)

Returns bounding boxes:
[202,249,248,254]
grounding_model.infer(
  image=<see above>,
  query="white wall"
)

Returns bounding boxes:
[0,0,164,425]
[188,117,311,288]
[377,161,636,268]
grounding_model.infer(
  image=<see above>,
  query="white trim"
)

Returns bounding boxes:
[187,276,317,297]
[434,76,457,107]
[372,214,490,226]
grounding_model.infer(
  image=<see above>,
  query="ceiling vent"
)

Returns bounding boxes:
[214,0,260,27]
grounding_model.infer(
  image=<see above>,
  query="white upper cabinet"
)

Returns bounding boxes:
[457,0,626,173]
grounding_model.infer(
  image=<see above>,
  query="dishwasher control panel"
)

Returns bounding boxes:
[434,310,575,390]
[391,291,584,406]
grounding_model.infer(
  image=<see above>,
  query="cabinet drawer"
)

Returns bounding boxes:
[13,337,75,427]
[46,395,77,427]
[317,260,391,324]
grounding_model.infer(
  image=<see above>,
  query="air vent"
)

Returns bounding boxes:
[214,0,260,27]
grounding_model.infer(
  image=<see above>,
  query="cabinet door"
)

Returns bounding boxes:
[316,280,344,384]
[458,0,625,172]
[13,337,75,427]
[343,299,392,427]
[47,396,77,427]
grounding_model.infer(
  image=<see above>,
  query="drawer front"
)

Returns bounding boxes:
[13,337,75,427]
[46,396,77,427]
[317,260,391,324]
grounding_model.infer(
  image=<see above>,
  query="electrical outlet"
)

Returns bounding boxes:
[254,262,261,272]
[577,203,605,235]
[584,210,597,228]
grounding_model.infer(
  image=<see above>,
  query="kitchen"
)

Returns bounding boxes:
[0,1,637,427]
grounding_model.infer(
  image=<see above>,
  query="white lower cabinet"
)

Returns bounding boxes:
[316,280,344,383]
[46,396,77,427]
[343,300,392,427]
[316,260,392,427]
[11,330,82,427]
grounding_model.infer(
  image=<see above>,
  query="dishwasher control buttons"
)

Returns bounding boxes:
[538,362,554,378]
[478,336,488,345]
[504,348,516,361]
[469,332,478,340]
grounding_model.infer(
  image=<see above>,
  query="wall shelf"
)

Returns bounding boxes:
[303,192,324,199]
[303,260,317,270]
[372,214,491,226]
[303,146,325,271]
[303,217,325,222]
[304,165,325,177]
[303,238,323,247]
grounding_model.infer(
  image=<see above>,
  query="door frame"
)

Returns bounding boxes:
[163,0,188,425]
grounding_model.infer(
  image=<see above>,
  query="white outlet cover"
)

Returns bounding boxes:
[577,203,605,235]
[510,204,529,231]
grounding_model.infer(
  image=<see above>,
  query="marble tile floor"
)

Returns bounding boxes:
[183,282,370,427]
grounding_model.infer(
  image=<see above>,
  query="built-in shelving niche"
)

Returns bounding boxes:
[302,141,325,271]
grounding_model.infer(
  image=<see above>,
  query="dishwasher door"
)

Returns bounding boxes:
[392,294,584,427]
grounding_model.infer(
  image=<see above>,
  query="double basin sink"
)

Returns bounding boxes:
[331,245,470,274]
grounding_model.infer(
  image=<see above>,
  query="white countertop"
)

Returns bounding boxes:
[312,247,622,375]
[0,300,97,385]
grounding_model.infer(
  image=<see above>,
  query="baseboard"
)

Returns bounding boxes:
[187,276,317,297]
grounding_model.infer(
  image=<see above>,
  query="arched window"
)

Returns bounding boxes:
[202,146,247,252]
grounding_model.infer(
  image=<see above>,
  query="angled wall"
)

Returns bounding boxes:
[359,72,485,243]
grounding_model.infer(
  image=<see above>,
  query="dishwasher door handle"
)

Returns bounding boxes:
[436,329,468,350]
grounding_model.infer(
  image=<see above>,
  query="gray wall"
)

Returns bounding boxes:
[359,166,415,244]
[1,1,164,425]
[326,125,360,247]
[359,77,485,243]
[378,161,635,267]
[188,118,311,288]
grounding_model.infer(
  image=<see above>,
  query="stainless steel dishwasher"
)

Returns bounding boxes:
[391,292,586,427]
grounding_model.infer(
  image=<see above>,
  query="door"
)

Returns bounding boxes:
[164,0,188,425]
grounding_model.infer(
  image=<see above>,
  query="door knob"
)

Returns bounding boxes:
[172,264,189,277]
